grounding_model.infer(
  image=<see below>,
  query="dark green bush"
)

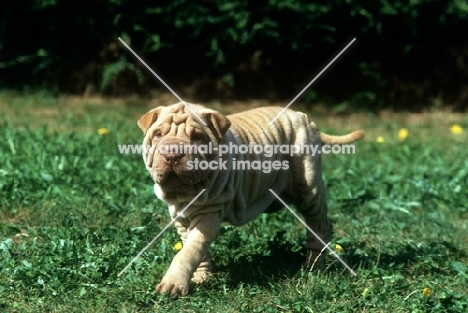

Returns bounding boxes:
[0,0,467,109]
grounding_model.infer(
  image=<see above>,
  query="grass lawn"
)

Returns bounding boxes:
[0,91,467,312]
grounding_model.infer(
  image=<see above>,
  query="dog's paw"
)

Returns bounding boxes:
[156,274,190,296]
[191,271,212,284]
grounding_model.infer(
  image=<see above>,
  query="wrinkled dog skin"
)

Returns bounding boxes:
[137,102,364,296]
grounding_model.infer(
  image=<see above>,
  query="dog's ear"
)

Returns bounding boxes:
[138,108,162,134]
[202,112,232,140]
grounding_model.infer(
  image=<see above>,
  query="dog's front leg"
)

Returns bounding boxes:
[156,211,221,296]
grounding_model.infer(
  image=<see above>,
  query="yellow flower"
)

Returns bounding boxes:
[398,128,409,140]
[376,136,385,143]
[422,287,431,297]
[97,128,110,135]
[450,124,463,135]
[362,287,369,298]
[335,244,343,253]
[174,242,183,251]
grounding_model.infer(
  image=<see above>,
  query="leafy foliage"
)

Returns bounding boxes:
[0,1,467,108]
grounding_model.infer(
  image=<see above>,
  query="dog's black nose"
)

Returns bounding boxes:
[162,153,184,165]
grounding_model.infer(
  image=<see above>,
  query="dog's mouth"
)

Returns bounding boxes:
[154,165,205,191]
[146,138,213,192]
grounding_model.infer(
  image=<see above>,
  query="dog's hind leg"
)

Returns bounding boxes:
[290,153,332,269]
[191,253,212,284]
[297,179,332,269]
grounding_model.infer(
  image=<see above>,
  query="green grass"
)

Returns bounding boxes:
[1,92,467,312]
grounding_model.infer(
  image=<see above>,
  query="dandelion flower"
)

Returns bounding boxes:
[398,128,409,140]
[376,136,385,143]
[98,128,110,135]
[422,287,431,297]
[335,244,343,253]
[450,124,463,135]
[174,242,183,251]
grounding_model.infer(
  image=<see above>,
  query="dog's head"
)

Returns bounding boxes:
[138,102,231,197]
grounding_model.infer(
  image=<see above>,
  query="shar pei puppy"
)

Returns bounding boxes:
[137,102,364,296]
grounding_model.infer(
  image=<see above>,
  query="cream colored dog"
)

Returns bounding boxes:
[137,102,364,296]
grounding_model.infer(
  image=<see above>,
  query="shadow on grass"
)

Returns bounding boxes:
[212,236,465,288]
[213,235,304,287]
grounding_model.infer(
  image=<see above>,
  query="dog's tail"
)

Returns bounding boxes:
[319,130,365,145]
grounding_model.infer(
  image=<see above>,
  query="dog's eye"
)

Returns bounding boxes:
[191,132,205,142]
[154,131,162,139]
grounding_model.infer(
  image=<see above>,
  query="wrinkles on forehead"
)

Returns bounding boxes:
[156,111,199,137]
[157,112,188,125]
